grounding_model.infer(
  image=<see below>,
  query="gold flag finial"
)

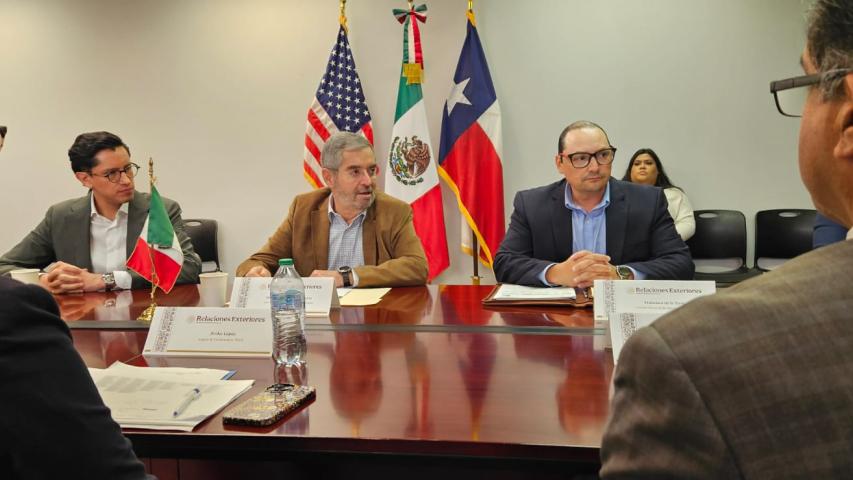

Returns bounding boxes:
[467,0,476,26]
[339,0,348,31]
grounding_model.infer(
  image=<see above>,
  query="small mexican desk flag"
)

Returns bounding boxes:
[126,185,183,293]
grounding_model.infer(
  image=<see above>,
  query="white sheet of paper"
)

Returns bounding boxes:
[491,283,577,300]
[609,311,667,364]
[339,288,391,306]
[105,361,231,381]
[593,280,716,321]
[88,365,254,431]
[143,307,272,358]
[229,277,339,316]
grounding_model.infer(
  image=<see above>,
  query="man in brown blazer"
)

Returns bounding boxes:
[237,132,428,288]
[600,1,853,478]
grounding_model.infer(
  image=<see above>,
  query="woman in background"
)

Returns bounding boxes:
[622,148,695,241]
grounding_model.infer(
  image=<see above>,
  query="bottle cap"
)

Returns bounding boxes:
[278,258,294,266]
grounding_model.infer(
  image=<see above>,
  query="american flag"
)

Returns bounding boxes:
[303,25,374,188]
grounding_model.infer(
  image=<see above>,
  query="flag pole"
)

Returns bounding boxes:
[467,0,481,286]
[137,157,159,322]
[339,0,347,31]
[470,228,481,285]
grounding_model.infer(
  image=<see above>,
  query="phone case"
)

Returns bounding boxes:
[222,383,316,427]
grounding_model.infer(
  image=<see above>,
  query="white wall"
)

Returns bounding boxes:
[0,0,812,284]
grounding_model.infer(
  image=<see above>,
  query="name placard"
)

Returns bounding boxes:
[143,307,272,358]
[593,279,716,321]
[229,277,339,316]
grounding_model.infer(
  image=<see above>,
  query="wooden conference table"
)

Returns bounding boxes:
[64,284,613,479]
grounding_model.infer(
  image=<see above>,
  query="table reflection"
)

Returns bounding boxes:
[56,285,200,322]
[71,330,147,368]
[500,311,612,440]
[325,291,434,437]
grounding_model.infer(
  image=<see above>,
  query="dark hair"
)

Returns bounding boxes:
[557,120,611,153]
[68,131,130,173]
[621,148,681,190]
[807,0,853,99]
[0,126,6,138]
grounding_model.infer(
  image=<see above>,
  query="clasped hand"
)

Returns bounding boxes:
[39,261,105,294]
[544,250,618,288]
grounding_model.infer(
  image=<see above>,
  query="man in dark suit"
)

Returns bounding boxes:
[0,131,201,294]
[0,277,152,478]
[600,1,853,477]
[494,120,692,287]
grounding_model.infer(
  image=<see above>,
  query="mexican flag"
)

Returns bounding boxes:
[384,3,449,281]
[126,185,183,293]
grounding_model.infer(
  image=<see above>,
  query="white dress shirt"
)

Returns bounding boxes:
[89,196,133,290]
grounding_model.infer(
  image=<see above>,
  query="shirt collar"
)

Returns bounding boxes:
[327,195,367,224]
[89,194,129,220]
[564,181,610,213]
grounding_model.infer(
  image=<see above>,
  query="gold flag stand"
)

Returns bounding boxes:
[137,157,160,323]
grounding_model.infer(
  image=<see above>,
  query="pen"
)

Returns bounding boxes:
[172,386,202,418]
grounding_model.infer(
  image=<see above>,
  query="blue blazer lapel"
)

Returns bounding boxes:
[550,181,573,260]
[126,192,148,257]
[606,179,627,264]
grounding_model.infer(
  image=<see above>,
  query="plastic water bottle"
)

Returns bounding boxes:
[270,258,307,366]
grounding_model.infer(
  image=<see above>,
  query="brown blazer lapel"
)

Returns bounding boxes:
[311,199,331,271]
[362,204,377,266]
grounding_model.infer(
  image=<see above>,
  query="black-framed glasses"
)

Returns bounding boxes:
[88,163,139,183]
[559,147,617,169]
[770,68,853,117]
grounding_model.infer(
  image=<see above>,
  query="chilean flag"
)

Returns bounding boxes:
[437,11,505,268]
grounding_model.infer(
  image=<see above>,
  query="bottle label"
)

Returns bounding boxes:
[284,289,303,309]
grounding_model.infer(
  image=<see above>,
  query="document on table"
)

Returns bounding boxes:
[491,284,577,300]
[338,288,390,306]
[88,362,254,431]
[609,311,667,364]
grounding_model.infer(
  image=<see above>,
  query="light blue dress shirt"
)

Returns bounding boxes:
[328,198,366,286]
[538,183,644,286]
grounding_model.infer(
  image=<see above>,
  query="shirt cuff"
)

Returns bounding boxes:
[113,271,132,290]
[538,263,558,287]
[351,269,360,288]
[627,266,646,280]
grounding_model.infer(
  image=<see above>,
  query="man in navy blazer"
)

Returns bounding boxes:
[494,121,693,287]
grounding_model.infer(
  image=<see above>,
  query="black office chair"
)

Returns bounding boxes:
[686,210,762,287]
[183,218,220,273]
[754,209,816,271]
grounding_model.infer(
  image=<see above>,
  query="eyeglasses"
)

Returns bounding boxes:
[88,163,139,183]
[770,68,853,117]
[558,147,617,169]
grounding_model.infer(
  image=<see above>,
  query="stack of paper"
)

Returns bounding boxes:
[88,362,254,431]
[338,288,390,306]
[491,284,577,300]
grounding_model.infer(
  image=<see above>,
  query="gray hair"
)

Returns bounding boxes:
[321,132,373,170]
[807,0,853,100]
[557,120,611,153]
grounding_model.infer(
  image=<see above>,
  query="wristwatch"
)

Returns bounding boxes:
[337,266,353,287]
[102,272,116,291]
[615,265,633,280]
